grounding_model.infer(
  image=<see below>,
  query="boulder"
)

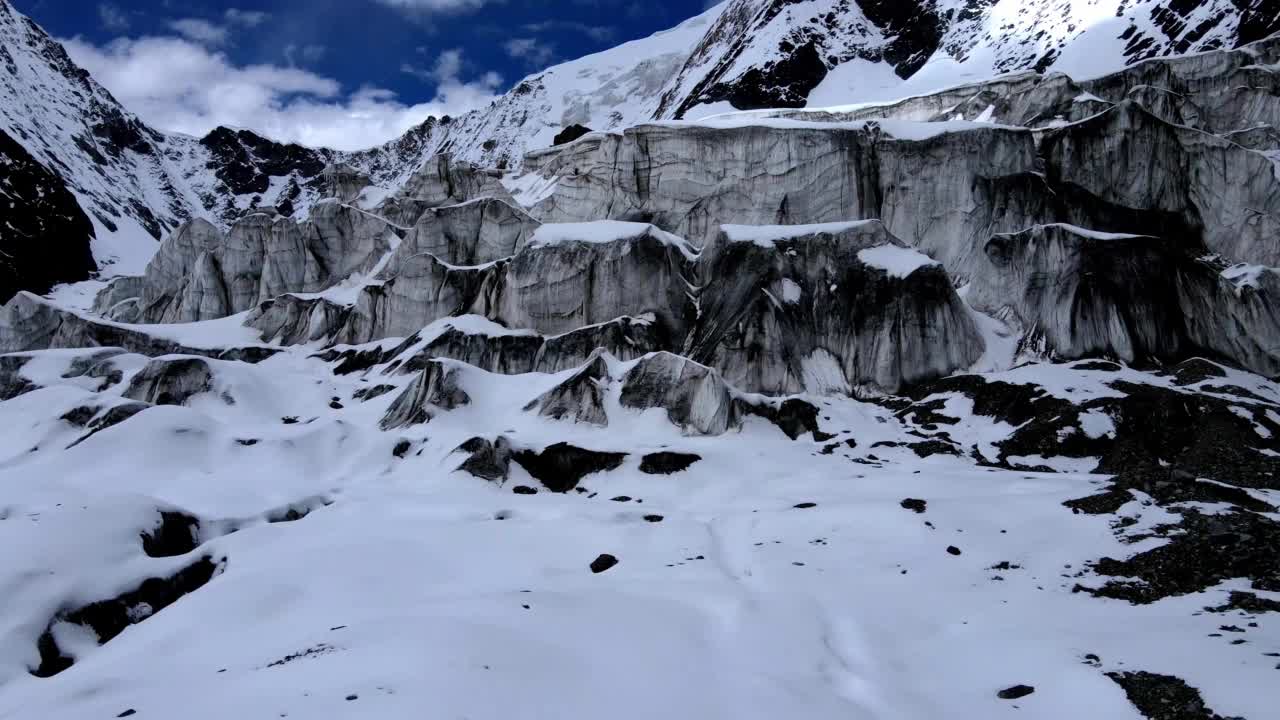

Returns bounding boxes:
[454,436,514,481]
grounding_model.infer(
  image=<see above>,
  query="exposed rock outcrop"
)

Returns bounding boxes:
[454,436,514,481]
[510,443,627,492]
[0,128,96,305]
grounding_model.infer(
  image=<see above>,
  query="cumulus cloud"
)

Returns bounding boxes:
[60,36,503,151]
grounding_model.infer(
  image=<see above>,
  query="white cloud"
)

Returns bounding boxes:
[373,0,494,11]
[98,3,129,31]
[224,9,271,27]
[167,19,230,46]
[60,36,503,151]
[504,37,555,67]
[284,43,327,65]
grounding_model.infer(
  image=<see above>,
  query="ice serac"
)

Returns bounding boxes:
[689,222,982,395]
[523,349,612,426]
[619,352,740,437]
[396,198,539,267]
[122,357,216,406]
[245,294,350,346]
[969,224,1280,377]
[380,360,471,430]
[1040,101,1280,267]
[528,124,879,244]
[495,222,697,339]
[970,225,1191,364]
[399,315,662,376]
[337,255,501,346]
[524,120,1058,281]
[110,201,399,325]
[321,163,371,203]
[391,154,512,209]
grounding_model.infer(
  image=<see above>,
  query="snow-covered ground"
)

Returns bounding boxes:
[0,327,1276,719]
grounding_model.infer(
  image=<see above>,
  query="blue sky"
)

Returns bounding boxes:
[14,0,710,149]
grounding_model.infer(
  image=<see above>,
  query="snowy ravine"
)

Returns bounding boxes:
[2,0,1280,718]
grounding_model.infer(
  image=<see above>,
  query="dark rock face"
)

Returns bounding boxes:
[553,125,593,146]
[736,397,823,441]
[66,402,149,448]
[123,358,216,406]
[639,452,701,475]
[140,510,203,558]
[199,127,328,205]
[1105,671,1241,720]
[1083,509,1280,604]
[0,128,96,304]
[511,443,627,492]
[31,556,223,677]
[455,436,514,482]
[702,39,828,112]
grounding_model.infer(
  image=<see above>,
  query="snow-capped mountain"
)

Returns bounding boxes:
[657,0,1280,118]
[2,0,1278,300]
